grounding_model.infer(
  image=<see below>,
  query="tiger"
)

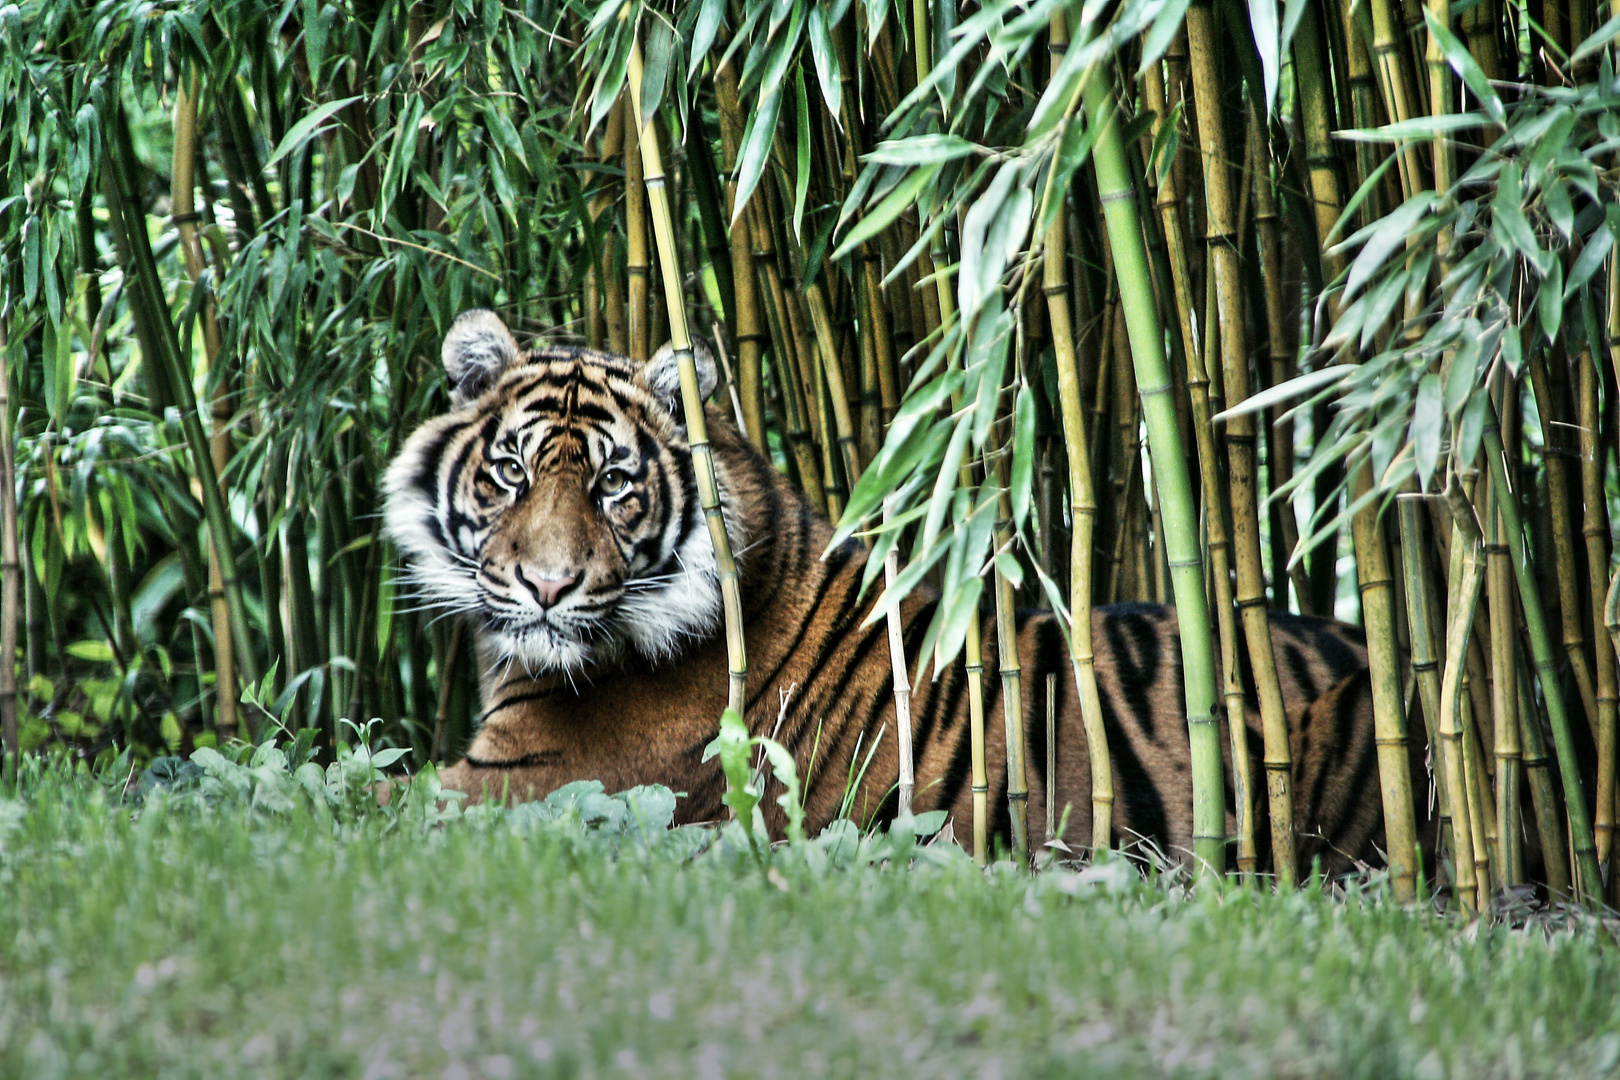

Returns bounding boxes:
[384,309,1433,876]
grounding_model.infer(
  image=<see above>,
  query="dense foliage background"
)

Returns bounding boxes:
[5,0,1620,905]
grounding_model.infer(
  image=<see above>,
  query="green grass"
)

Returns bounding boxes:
[3,749,1619,1080]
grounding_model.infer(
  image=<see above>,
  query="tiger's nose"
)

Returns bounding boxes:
[514,567,578,609]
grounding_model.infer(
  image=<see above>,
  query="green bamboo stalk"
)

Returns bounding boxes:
[1040,17,1113,853]
[1483,414,1604,901]
[1084,61,1224,876]
[1144,61,1253,870]
[1527,351,1601,746]
[1516,648,1571,896]
[100,99,263,710]
[627,26,746,718]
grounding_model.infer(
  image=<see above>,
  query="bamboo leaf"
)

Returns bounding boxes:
[1344,193,1434,300]
[994,552,1024,590]
[1009,383,1035,529]
[1411,371,1441,487]
[1139,0,1194,71]
[265,95,363,169]
[806,5,841,124]
[1213,364,1352,422]
[1571,11,1620,63]
[639,18,674,131]
[1493,164,1549,276]
[687,0,725,79]
[1538,258,1564,341]
[1444,327,1482,419]
[1455,386,1488,468]
[831,162,941,259]
[730,87,783,224]
[1565,228,1613,300]
[863,134,981,165]
[1247,0,1281,116]
[1336,114,1496,141]
[1422,10,1506,126]
[792,69,810,241]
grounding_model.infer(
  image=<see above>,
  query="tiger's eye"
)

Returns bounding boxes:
[494,458,527,487]
[598,467,631,497]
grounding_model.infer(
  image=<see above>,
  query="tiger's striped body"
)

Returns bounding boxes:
[386,312,1427,875]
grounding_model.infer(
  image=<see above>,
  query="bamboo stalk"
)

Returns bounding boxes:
[0,316,18,772]
[1144,63,1253,872]
[1248,102,1309,613]
[625,94,651,363]
[1039,21,1113,852]
[586,97,628,354]
[1578,327,1616,868]
[172,65,240,742]
[1085,60,1224,876]
[101,99,262,708]
[1485,454,1523,885]
[1440,480,1490,911]
[1527,349,1601,746]
[1369,0,1429,199]
[712,48,768,449]
[1188,1,1297,885]
[883,496,915,817]
[993,463,1029,861]
[627,26,746,718]
[1393,501,1458,887]
[1483,415,1604,901]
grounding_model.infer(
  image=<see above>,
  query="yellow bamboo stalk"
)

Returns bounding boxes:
[1485,462,1523,883]
[803,283,864,490]
[627,29,746,716]
[1445,480,1492,910]
[625,96,651,363]
[1188,1,1296,885]
[993,458,1029,860]
[1369,0,1428,199]
[1247,100,1309,612]
[1579,332,1616,865]
[1399,501,1457,871]
[172,67,239,741]
[1039,25,1113,850]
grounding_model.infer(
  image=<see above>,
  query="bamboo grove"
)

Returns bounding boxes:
[5,0,1620,904]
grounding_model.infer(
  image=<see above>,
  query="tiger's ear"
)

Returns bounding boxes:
[443,309,522,406]
[642,339,719,425]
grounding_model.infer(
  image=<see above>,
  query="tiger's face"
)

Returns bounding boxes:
[384,311,730,675]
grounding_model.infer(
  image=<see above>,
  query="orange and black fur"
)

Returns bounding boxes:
[386,311,1431,876]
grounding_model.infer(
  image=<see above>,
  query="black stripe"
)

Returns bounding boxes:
[411,415,476,494]
[1102,607,1166,743]
[1284,643,1320,704]
[1027,616,1064,794]
[748,543,860,709]
[1097,689,1170,856]
[935,713,976,818]
[464,751,561,768]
